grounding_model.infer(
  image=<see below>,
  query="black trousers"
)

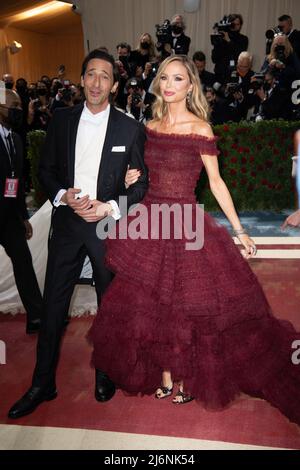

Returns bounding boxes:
[32,206,113,388]
[0,216,42,323]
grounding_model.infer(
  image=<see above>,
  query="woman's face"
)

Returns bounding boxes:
[159,61,192,104]
[141,34,150,44]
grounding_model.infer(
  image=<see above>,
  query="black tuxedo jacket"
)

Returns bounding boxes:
[288,30,300,59]
[172,33,191,55]
[39,104,148,215]
[0,130,28,226]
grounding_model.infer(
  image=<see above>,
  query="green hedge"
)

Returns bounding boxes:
[27,130,47,208]
[196,120,300,211]
[27,121,300,210]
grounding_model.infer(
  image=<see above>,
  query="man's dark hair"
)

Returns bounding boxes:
[231,13,244,27]
[278,14,291,22]
[193,51,206,62]
[16,77,27,87]
[116,42,131,52]
[81,49,119,83]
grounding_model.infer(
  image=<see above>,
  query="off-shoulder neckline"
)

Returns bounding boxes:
[146,126,218,141]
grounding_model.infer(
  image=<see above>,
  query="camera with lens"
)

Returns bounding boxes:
[248,73,265,94]
[132,93,142,106]
[155,19,172,46]
[127,78,142,106]
[211,15,234,47]
[225,70,242,97]
[274,44,286,64]
[265,26,282,40]
[265,26,283,54]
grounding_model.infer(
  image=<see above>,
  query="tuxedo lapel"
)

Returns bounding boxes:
[0,133,11,173]
[97,106,119,194]
[68,104,84,186]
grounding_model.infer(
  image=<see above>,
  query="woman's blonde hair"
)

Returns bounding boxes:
[151,55,209,122]
[137,33,156,59]
[268,34,293,61]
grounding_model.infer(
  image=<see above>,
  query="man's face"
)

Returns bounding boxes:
[0,90,22,128]
[117,47,129,58]
[81,58,118,111]
[3,74,14,89]
[279,19,292,35]
[265,74,275,89]
[231,18,242,32]
[205,90,215,104]
[194,60,205,73]
[128,86,142,96]
[237,59,251,76]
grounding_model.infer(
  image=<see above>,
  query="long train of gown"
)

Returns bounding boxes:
[91,128,300,426]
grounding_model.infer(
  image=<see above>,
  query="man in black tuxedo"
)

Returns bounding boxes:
[0,89,42,334]
[8,49,148,419]
[278,14,300,60]
[170,14,191,55]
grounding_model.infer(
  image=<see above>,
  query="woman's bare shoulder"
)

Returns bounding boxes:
[190,119,214,138]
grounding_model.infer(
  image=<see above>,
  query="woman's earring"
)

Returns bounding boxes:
[186,91,192,106]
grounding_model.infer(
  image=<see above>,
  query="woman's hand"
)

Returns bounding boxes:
[237,234,257,259]
[125,165,142,189]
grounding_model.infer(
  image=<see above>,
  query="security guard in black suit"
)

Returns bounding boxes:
[0,89,42,334]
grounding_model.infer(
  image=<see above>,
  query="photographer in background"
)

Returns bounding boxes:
[130,33,157,70]
[51,83,74,112]
[125,77,154,123]
[116,42,132,76]
[192,51,216,89]
[27,80,51,130]
[211,13,248,84]
[252,68,292,121]
[261,34,300,89]
[169,14,190,55]
[156,15,190,58]
[278,15,300,60]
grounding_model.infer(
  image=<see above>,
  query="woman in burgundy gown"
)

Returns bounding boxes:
[91,56,300,424]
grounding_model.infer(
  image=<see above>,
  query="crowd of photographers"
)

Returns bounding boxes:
[110,12,300,125]
[2,12,300,138]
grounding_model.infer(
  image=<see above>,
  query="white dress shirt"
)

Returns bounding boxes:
[54,103,120,220]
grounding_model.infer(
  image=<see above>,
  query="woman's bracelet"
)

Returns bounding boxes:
[233,228,248,237]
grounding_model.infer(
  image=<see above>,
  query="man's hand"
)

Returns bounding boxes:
[223,32,230,42]
[24,220,33,240]
[127,94,133,108]
[61,188,91,211]
[74,200,112,223]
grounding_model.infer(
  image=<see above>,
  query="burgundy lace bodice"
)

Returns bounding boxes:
[144,128,219,202]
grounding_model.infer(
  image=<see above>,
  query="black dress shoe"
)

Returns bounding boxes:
[8,386,57,419]
[26,319,41,335]
[95,369,116,402]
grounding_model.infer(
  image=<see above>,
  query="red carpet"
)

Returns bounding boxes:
[0,259,300,449]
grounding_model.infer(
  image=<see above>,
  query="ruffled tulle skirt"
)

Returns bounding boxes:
[90,199,300,425]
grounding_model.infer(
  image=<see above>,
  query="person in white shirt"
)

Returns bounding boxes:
[8,49,148,419]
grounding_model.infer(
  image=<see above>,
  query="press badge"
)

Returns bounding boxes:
[4,178,19,198]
